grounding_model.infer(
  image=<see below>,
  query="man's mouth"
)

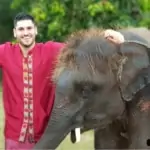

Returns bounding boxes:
[23,36,31,40]
[24,37,30,40]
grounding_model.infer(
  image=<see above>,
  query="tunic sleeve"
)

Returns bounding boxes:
[0,44,5,67]
[45,41,65,58]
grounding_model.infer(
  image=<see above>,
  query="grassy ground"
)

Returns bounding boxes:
[0,92,94,150]
[0,92,4,149]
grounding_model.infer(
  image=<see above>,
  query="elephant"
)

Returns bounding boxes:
[78,27,150,148]
[70,27,150,146]
[34,28,150,149]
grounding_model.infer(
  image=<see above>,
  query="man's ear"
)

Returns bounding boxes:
[13,28,16,38]
[35,26,38,35]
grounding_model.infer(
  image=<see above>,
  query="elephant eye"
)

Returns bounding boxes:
[91,84,99,92]
[82,84,100,99]
[74,82,100,98]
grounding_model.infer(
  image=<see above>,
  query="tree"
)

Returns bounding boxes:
[0,0,17,43]
[11,0,150,42]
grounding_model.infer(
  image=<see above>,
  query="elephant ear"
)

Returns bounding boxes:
[117,41,150,101]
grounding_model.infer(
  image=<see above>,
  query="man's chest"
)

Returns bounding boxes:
[3,53,53,82]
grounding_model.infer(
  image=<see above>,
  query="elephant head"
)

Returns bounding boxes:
[34,29,150,149]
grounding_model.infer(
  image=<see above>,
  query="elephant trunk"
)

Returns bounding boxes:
[33,104,73,149]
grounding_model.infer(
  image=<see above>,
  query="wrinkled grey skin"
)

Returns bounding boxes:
[125,27,150,44]
[93,27,150,149]
[94,84,150,149]
[34,28,150,149]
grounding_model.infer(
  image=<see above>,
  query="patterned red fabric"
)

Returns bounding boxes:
[5,138,34,150]
[19,55,34,142]
[0,42,64,142]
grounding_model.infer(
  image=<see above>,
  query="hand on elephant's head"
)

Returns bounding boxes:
[104,29,125,44]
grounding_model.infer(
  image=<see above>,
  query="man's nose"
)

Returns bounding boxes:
[23,29,29,35]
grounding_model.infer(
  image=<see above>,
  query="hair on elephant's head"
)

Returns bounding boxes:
[52,29,150,126]
[53,28,150,103]
[34,29,150,149]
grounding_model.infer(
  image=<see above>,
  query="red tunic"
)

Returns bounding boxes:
[0,41,64,142]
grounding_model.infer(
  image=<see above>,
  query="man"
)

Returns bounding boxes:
[0,12,124,149]
[0,12,64,149]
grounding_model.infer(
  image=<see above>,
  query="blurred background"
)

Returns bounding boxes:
[0,0,150,43]
[0,0,150,149]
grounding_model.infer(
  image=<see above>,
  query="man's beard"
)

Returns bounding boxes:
[20,40,35,48]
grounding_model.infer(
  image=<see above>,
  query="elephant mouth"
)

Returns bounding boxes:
[70,119,112,144]
[70,120,112,144]
[84,119,113,129]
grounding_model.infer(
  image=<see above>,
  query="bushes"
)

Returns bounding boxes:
[10,0,150,42]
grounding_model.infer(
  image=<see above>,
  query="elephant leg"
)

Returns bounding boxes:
[127,90,150,149]
[94,121,128,149]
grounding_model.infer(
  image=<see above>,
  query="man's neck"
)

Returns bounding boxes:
[19,43,35,57]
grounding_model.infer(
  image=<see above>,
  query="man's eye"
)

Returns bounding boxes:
[18,28,24,31]
[27,27,32,30]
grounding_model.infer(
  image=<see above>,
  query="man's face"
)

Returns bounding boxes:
[13,20,37,48]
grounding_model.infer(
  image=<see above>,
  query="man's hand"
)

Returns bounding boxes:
[104,29,125,44]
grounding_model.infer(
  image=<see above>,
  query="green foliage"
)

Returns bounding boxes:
[0,0,16,42]
[6,0,150,42]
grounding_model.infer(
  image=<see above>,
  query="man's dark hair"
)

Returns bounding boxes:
[13,12,36,27]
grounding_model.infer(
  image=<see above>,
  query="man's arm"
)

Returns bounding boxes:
[0,44,5,67]
[104,28,150,45]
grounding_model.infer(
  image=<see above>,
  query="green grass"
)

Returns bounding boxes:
[0,92,94,149]
[0,104,94,150]
[0,92,4,149]
[57,131,94,150]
